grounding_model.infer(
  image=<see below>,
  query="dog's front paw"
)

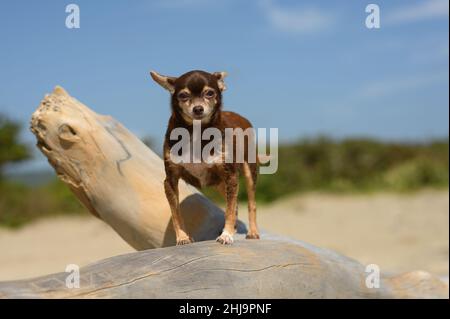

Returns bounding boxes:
[176,236,194,245]
[216,230,234,245]
[245,232,260,240]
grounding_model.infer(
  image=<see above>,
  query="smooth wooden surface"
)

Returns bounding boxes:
[0,235,447,299]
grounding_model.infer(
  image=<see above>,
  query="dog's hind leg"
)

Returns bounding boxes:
[243,161,260,239]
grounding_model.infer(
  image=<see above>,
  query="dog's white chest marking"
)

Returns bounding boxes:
[179,151,224,186]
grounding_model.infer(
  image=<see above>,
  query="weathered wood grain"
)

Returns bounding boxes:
[0,236,447,298]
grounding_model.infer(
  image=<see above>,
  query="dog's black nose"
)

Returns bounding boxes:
[193,105,204,115]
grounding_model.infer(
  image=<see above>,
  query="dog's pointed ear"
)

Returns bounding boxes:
[213,71,228,91]
[150,71,177,94]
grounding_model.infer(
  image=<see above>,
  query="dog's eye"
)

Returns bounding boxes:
[204,90,215,98]
[177,92,190,101]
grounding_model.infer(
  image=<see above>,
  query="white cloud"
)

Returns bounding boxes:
[357,73,445,99]
[408,41,449,64]
[386,0,449,24]
[261,0,336,34]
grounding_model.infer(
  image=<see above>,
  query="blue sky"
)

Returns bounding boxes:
[0,0,448,172]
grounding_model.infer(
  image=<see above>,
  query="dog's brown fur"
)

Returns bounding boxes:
[151,70,259,245]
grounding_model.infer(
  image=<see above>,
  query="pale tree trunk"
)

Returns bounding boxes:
[0,86,445,299]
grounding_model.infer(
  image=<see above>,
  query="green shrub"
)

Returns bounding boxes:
[253,137,449,202]
[383,158,448,191]
[0,179,86,228]
[1,137,448,227]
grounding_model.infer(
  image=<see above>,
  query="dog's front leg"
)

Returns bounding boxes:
[164,174,193,245]
[217,165,239,245]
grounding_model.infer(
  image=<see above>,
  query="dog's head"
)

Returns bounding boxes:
[150,70,227,125]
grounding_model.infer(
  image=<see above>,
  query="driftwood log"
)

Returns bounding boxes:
[0,87,447,298]
[0,236,448,298]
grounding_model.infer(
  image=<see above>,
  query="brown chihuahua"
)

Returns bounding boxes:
[150,70,260,245]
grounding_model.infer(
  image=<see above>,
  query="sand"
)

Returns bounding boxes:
[0,217,134,281]
[240,189,449,277]
[0,190,448,281]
